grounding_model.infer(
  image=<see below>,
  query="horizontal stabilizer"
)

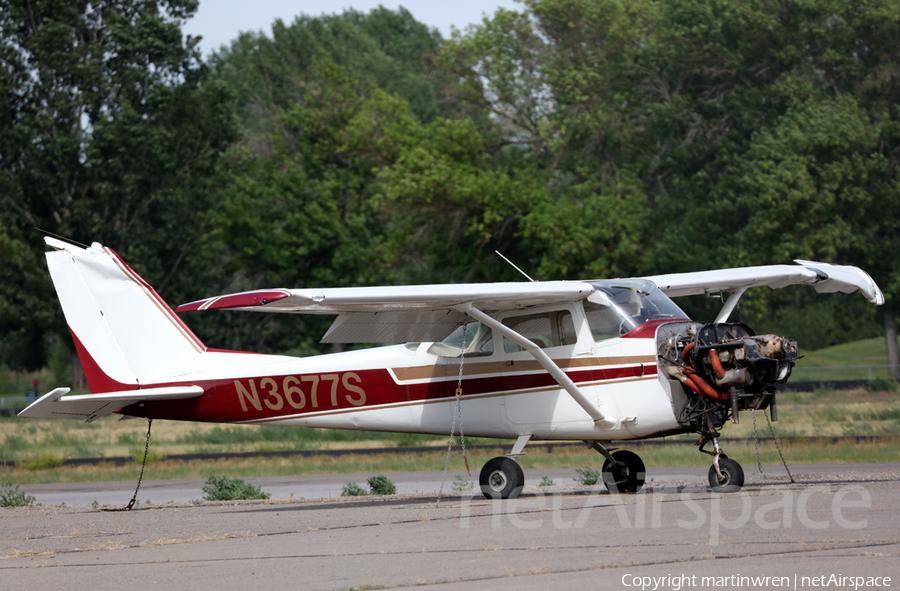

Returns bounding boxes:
[18,386,204,423]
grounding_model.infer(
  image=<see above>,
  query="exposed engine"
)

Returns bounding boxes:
[658,322,799,440]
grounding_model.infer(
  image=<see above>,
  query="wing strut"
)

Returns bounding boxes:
[456,303,617,430]
[715,288,747,323]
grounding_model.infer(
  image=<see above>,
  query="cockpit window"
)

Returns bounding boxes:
[502,310,576,352]
[585,280,687,341]
[426,321,494,358]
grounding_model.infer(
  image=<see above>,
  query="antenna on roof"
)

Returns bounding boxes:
[495,250,535,282]
[33,228,89,249]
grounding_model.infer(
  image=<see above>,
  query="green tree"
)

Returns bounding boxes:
[199,7,540,356]
[643,0,900,359]
[0,0,235,372]
[199,62,404,355]
[210,7,462,135]
[359,95,549,284]
[201,63,537,353]
[439,0,657,280]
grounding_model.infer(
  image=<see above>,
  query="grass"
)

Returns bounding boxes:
[793,336,898,381]
[16,448,63,470]
[0,415,461,463]
[798,337,890,367]
[2,435,899,485]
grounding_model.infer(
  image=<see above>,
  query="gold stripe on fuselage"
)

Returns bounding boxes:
[390,355,657,381]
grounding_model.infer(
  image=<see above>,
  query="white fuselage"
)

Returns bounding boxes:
[141,312,685,443]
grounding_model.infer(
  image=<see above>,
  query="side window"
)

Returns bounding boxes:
[426,322,494,358]
[584,300,620,342]
[559,312,577,345]
[502,311,576,352]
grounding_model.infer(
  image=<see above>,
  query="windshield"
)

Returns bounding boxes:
[585,280,687,340]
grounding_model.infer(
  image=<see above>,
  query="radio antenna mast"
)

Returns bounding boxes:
[495,250,535,282]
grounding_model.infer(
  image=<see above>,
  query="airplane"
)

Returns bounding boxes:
[20,237,884,498]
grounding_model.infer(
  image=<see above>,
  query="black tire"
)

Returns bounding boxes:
[479,457,525,499]
[601,450,646,494]
[708,458,744,493]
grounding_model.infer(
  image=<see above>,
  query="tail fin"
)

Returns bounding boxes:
[44,238,206,392]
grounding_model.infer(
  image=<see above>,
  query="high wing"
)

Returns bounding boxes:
[174,261,880,429]
[18,386,204,423]
[178,280,615,425]
[177,282,595,343]
[643,260,884,323]
[176,282,594,313]
[178,260,882,340]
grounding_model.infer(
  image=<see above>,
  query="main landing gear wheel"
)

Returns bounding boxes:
[480,457,525,499]
[708,457,744,493]
[601,450,646,494]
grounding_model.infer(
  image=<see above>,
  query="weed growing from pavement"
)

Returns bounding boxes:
[200,476,270,501]
[574,467,601,486]
[367,475,396,495]
[452,475,474,492]
[342,482,368,496]
[0,479,35,507]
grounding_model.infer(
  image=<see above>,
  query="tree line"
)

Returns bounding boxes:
[2,0,898,381]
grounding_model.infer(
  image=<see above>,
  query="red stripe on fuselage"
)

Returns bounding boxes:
[126,363,657,423]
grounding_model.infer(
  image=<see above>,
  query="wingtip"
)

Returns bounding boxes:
[796,260,885,306]
[17,387,71,418]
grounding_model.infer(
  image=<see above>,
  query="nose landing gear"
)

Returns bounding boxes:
[709,456,744,492]
[700,435,745,493]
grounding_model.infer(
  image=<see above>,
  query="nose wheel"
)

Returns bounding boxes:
[700,436,745,492]
[709,455,744,492]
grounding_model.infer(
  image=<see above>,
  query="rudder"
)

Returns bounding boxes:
[44,238,206,392]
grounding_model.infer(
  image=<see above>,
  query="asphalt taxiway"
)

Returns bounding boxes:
[3,463,898,590]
